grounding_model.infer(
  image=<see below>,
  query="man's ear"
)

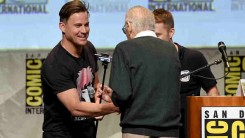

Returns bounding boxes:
[127,21,133,39]
[169,28,175,39]
[128,22,133,33]
[59,22,65,34]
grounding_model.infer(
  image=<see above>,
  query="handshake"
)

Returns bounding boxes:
[95,84,113,103]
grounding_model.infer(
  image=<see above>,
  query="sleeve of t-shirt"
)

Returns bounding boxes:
[85,41,99,73]
[109,44,132,110]
[195,52,217,92]
[42,61,76,95]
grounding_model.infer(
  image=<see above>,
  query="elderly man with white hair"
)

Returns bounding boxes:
[105,6,181,138]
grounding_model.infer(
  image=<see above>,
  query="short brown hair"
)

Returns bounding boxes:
[153,8,174,29]
[59,0,90,22]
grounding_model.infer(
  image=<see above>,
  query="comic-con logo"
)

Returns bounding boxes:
[149,0,215,12]
[202,107,245,138]
[26,53,45,115]
[0,0,48,14]
[224,55,245,96]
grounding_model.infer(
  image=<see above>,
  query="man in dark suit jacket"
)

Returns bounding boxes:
[106,6,181,138]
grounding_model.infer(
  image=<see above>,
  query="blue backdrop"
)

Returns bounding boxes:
[0,0,244,49]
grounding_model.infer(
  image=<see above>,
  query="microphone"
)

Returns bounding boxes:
[218,41,230,71]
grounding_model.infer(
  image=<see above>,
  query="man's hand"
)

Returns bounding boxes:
[101,85,113,103]
[95,84,113,103]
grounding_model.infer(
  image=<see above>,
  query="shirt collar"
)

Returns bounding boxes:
[134,30,157,38]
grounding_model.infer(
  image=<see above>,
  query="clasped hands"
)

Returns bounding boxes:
[95,84,113,103]
[94,84,119,120]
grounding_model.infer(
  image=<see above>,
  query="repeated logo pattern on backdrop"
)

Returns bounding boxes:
[231,0,245,11]
[1,0,245,49]
[0,0,48,14]
[25,53,45,114]
[225,54,245,96]
[84,0,130,12]
[148,0,215,12]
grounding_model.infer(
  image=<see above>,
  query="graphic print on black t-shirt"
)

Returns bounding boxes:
[74,66,95,121]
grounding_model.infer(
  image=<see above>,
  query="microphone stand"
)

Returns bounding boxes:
[94,54,112,138]
[180,59,222,79]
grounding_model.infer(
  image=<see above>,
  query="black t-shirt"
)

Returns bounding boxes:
[176,43,217,108]
[41,41,98,138]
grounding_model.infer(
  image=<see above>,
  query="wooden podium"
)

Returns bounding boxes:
[187,96,245,138]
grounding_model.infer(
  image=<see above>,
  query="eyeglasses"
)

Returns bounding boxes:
[122,24,126,34]
[122,21,132,34]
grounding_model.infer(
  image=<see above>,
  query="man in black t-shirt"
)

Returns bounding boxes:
[153,9,220,138]
[41,1,118,138]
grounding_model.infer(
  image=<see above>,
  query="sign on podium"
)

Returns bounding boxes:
[187,96,245,138]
